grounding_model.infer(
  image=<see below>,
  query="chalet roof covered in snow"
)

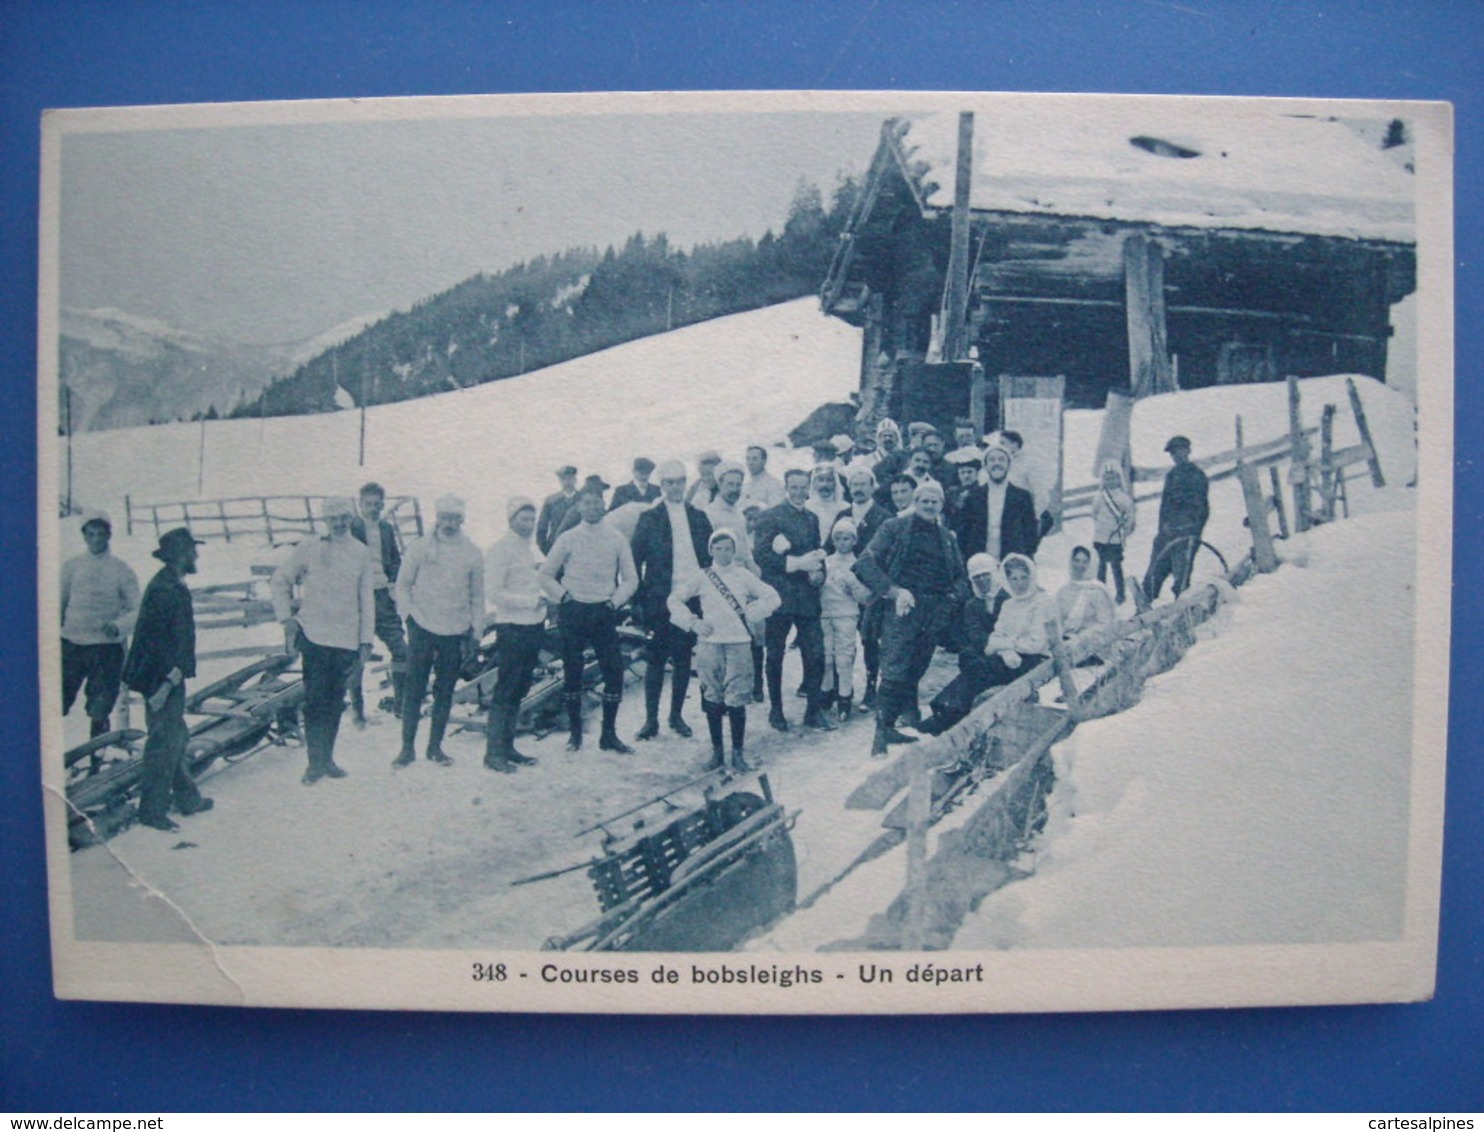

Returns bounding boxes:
[890,99,1416,244]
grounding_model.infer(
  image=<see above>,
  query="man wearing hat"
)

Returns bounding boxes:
[61,510,139,739]
[954,442,1041,562]
[536,465,580,555]
[704,460,758,573]
[121,528,211,831]
[394,494,485,767]
[554,474,612,541]
[1144,435,1210,601]
[610,457,660,510]
[271,497,375,784]
[869,418,908,486]
[854,481,971,757]
[482,496,547,773]
[350,482,407,719]
[632,459,714,741]
[843,465,889,710]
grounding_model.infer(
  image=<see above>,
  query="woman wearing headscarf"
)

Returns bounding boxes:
[1092,461,1136,604]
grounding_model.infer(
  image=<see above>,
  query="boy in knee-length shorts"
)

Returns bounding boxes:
[819,516,873,721]
[667,529,780,772]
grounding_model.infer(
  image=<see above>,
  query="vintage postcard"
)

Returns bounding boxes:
[38,90,1452,1013]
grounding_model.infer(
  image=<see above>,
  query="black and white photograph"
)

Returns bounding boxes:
[37,90,1452,1013]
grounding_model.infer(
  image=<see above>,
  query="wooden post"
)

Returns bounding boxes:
[1268,465,1290,539]
[1123,233,1173,398]
[1346,377,1386,488]
[219,500,231,543]
[1046,620,1082,722]
[902,745,932,950]
[1319,404,1337,521]
[304,496,315,536]
[969,361,987,436]
[942,111,975,362]
[1238,464,1279,573]
[1287,375,1313,532]
[1234,414,1245,459]
[263,497,273,545]
[125,495,133,538]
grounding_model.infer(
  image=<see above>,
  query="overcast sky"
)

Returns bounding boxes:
[59,107,884,344]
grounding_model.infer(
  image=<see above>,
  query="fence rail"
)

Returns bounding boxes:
[125,493,423,548]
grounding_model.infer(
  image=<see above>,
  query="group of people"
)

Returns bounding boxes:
[60,421,1211,831]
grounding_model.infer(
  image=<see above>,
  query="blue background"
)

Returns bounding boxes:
[2,0,1480,1112]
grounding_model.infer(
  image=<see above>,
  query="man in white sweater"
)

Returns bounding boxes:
[482,496,547,773]
[272,497,376,784]
[60,510,139,739]
[394,494,485,768]
[667,529,780,771]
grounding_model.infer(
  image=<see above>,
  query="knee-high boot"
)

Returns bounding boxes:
[728,705,754,771]
[564,691,583,752]
[702,700,726,770]
[599,692,633,754]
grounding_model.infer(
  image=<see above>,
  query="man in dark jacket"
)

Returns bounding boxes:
[954,443,1041,561]
[536,465,580,554]
[631,459,713,740]
[1144,435,1211,601]
[610,457,660,510]
[753,468,834,732]
[350,482,407,718]
[854,481,971,756]
[843,465,889,710]
[121,528,211,831]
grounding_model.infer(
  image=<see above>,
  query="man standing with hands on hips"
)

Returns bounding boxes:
[272,496,375,785]
[122,527,212,832]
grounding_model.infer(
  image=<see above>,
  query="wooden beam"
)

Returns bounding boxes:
[1346,377,1387,487]
[1238,463,1280,573]
[1287,375,1314,532]
[942,112,975,362]
[1123,233,1173,398]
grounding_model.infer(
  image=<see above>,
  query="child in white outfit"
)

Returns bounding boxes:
[819,517,874,719]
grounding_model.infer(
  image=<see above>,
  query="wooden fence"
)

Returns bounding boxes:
[125,493,423,548]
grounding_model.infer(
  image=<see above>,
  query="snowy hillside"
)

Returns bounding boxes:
[66,297,863,553]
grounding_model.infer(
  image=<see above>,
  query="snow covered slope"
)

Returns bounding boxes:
[67,297,862,551]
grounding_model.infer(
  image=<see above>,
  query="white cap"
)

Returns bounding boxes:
[656,458,687,480]
[966,553,999,578]
[506,495,536,521]
[434,494,466,517]
[321,496,355,519]
[829,433,855,454]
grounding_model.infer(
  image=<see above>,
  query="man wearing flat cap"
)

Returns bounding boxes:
[61,510,139,739]
[632,458,714,741]
[394,494,485,767]
[536,465,580,555]
[122,528,211,831]
[1144,435,1210,601]
[610,457,660,511]
[350,481,408,720]
[272,497,375,784]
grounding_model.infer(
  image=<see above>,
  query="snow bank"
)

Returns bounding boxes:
[955,507,1416,949]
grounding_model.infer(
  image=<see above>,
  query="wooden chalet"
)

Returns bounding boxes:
[821,100,1417,426]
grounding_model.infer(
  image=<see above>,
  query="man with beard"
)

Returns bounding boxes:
[843,466,888,710]
[630,459,713,742]
[272,497,375,785]
[754,468,834,732]
[122,528,211,831]
[955,442,1041,561]
[704,460,757,572]
[854,482,970,757]
[806,461,849,547]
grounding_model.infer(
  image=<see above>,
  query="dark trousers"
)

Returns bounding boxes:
[879,593,956,690]
[62,640,125,733]
[643,614,695,721]
[560,601,625,696]
[351,589,407,716]
[764,612,823,710]
[402,617,465,750]
[1093,541,1126,603]
[138,682,202,822]
[930,650,1049,731]
[301,635,357,771]
[1144,529,1199,601]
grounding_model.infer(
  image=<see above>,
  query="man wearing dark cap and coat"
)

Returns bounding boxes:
[537,465,580,554]
[122,527,212,831]
[610,457,660,510]
[1144,435,1210,601]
